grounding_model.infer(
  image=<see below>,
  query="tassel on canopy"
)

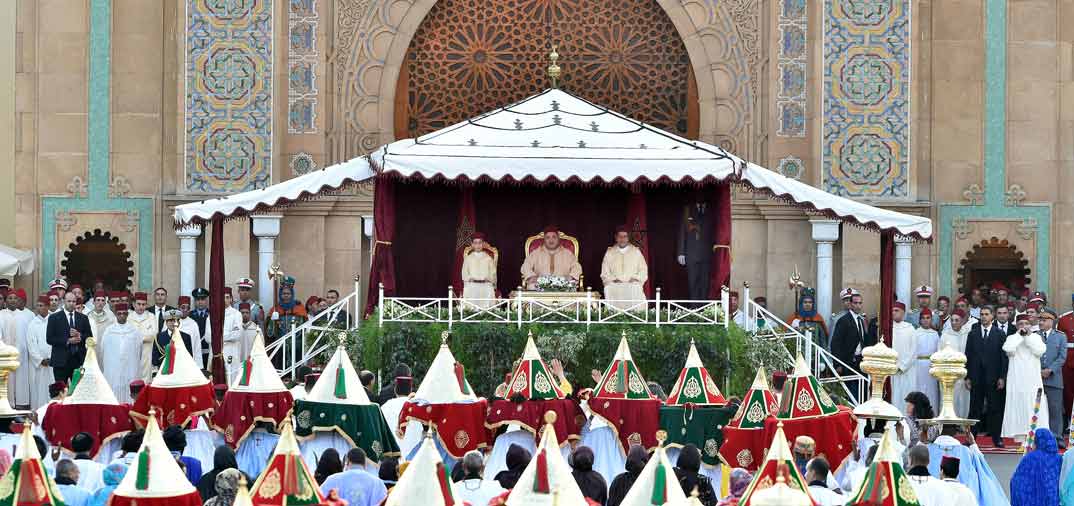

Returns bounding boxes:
[533,449,550,494]
[135,450,151,490]
[333,365,347,399]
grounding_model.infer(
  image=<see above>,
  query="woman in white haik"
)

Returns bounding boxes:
[1001,313,1048,440]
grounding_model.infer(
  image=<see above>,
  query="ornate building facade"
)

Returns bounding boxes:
[3,0,1072,317]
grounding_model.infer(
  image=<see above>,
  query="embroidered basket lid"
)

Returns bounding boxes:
[738,423,816,506]
[114,409,198,498]
[594,333,653,400]
[728,368,778,429]
[306,342,371,405]
[385,434,461,506]
[414,336,478,404]
[506,412,588,506]
[665,340,727,406]
[847,427,919,506]
[503,332,565,401]
[776,354,839,419]
[619,437,688,506]
[229,330,288,394]
[249,420,325,506]
[150,330,209,389]
[0,424,66,506]
[64,338,120,405]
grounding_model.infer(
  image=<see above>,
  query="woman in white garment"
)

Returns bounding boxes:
[1001,314,1048,440]
[940,309,972,418]
[460,233,497,310]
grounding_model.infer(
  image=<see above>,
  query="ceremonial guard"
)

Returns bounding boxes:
[266,276,307,356]
[233,277,264,327]
[677,194,715,300]
[907,284,940,328]
[1059,294,1074,427]
[190,288,211,368]
[153,309,193,368]
[787,288,828,349]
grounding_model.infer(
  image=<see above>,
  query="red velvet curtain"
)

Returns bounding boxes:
[208,216,226,385]
[625,191,652,297]
[386,182,730,300]
[707,182,732,298]
[451,187,477,294]
[880,231,895,346]
[364,177,398,315]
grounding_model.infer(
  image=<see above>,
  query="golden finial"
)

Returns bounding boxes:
[337,331,348,347]
[656,430,668,446]
[547,46,561,89]
[544,410,558,425]
[441,331,450,345]
[788,265,804,290]
[268,263,284,281]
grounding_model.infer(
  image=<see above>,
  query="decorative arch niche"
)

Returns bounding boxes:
[60,229,134,291]
[957,237,1031,296]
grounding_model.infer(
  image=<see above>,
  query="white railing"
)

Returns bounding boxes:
[264,277,362,378]
[738,284,867,405]
[378,283,730,329]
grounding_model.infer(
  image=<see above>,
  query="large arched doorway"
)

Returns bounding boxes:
[957,237,1031,296]
[60,229,134,292]
[393,0,699,140]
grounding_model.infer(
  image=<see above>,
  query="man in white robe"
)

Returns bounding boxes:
[461,233,498,309]
[99,303,142,404]
[940,309,972,418]
[126,293,156,381]
[85,293,115,361]
[0,290,19,405]
[24,295,54,410]
[238,305,259,365]
[891,301,917,407]
[380,376,423,458]
[600,226,648,310]
[911,309,941,410]
[177,296,205,371]
[221,288,244,382]
[521,226,583,290]
[1001,314,1048,440]
[9,289,35,408]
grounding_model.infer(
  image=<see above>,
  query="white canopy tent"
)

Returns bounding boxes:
[0,244,34,277]
[173,89,931,240]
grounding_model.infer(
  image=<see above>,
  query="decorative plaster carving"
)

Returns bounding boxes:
[961,184,984,205]
[55,211,77,232]
[1016,218,1038,240]
[108,176,132,198]
[1005,184,1027,207]
[952,217,974,240]
[66,176,88,198]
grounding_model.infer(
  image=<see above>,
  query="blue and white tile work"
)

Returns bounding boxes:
[289,0,318,133]
[777,0,807,137]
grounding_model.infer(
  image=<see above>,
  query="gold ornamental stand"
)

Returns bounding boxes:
[853,340,904,421]
[0,341,29,418]
[920,344,977,427]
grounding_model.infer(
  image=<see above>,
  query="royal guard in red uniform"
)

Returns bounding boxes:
[1058,293,1074,427]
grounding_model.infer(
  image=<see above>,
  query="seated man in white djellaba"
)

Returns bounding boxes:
[521,225,582,290]
[460,232,497,309]
[600,225,648,310]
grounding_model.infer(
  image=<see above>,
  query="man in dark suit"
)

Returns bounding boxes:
[153,309,193,367]
[829,293,866,374]
[965,305,1009,447]
[677,194,715,300]
[377,363,412,405]
[45,292,92,382]
[995,305,1017,335]
[150,287,175,333]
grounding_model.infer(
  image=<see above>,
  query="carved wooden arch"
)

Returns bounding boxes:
[326,0,760,163]
[957,237,1031,296]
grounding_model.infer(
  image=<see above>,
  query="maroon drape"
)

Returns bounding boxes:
[625,191,652,297]
[364,178,397,316]
[879,231,895,346]
[707,182,732,298]
[451,187,477,294]
[209,216,225,385]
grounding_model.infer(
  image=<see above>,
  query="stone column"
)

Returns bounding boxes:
[811,220,840,323]
[176,225,202,297]
[252,215,282,307]
[895,236,913,305]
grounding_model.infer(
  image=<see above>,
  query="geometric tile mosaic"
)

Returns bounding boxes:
[288,0,318,133]
[184,0,274,193]
[777,0,807,137]
[823,0,910,199]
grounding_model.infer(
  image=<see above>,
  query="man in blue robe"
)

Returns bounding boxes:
[235,421,280,479]
[927,424,1010,506]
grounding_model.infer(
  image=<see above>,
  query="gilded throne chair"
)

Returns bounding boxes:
[522,231,583,288]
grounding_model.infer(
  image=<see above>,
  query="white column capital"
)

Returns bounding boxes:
[176,224,202,238]
[252,214,282,238]
[810,219,840,243]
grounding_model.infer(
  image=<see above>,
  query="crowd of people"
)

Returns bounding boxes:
[787,282,1073,451]
[0,276,350,411]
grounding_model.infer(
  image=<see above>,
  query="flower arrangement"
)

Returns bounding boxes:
[534,275,577,292]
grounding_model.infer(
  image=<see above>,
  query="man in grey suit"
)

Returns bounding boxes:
[677,195,715,300]
[1039,307,1067,442]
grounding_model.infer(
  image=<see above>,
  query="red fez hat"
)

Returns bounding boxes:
[223,286,232,295]
[615,225,629,234]
[306,296,320,306]
[14,288,26,300]
[134,292,148,301]
[471,232,486,241]
[1029,302,1042,311]
[239,302,251,310]
[1016,313,1030,322]
[113,302,129,311]
[542,225,559,234]
[36,295,49,304]
[69,284,82,290]
[920,307,932,318]
[178,295,191,305]
[893,301,906,311]
[955,296,968,304]
[47,290,58,297]
[952,308,967,319]
[129,380,145,394]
